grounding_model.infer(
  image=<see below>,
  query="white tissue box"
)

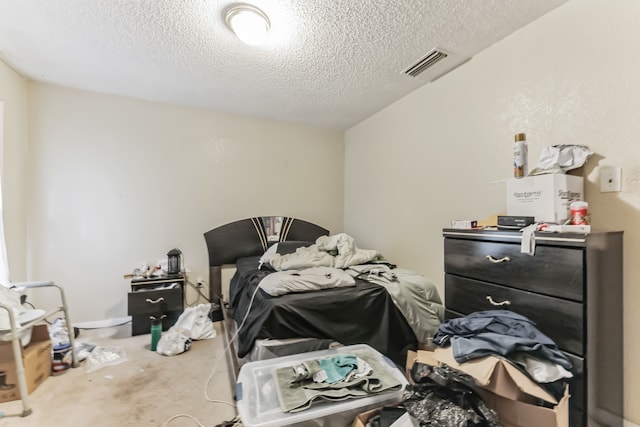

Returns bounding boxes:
[450,220,478,229]
[507,174,584,223]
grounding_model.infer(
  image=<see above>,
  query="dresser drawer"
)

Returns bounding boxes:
[444,238,584,302]
[445,275,584,355]
[127,288,183,316]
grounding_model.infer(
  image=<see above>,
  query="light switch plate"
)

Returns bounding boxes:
[600,166,622,192]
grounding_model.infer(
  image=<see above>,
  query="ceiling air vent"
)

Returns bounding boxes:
[403,48,448,78]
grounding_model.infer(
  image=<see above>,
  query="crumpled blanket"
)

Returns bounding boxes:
[348,266,444,344]
[259,233,382,271]
[315,234,380,268]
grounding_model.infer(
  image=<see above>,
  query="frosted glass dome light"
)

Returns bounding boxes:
[225,5,270,46]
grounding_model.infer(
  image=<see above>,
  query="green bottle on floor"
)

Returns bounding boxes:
[150,319,162,351]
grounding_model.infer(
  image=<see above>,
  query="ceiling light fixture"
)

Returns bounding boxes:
[225,4,271,46]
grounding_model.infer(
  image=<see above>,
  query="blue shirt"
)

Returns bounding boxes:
[433,310,572,370]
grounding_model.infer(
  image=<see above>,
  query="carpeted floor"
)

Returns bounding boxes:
[0,321,237,427]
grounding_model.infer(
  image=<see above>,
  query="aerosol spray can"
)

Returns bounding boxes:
[513,133,528,178]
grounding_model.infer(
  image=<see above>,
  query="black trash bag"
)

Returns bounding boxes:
[403,362,503,427]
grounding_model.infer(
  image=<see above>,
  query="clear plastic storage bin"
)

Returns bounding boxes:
[236,344,408,427]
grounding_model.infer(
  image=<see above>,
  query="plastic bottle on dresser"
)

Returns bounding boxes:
[513,133,528,178]
[570,201,589,225]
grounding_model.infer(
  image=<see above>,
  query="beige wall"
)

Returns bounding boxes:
[25,83,344,324]
[345,0,640,423]
[0,60,29,282]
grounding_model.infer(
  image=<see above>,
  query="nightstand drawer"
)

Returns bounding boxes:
[127,288,183,316]
[445,275,584,356]
[444,238,584,302]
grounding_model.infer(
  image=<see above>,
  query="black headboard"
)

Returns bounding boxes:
[203,216,329,300]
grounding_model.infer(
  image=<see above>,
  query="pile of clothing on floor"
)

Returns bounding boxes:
[397,309,573,426]
[432,309,572,395]
[403,362,502,426]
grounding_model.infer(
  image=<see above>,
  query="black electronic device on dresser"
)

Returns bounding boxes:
[442,228,623,427]
[127,274,186,336]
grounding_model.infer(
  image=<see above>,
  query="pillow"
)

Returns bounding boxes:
[258,241,313,269]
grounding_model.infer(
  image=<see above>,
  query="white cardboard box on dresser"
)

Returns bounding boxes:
[506,174,584,223]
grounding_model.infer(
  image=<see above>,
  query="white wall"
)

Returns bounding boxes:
[25,83,344,324]
[345,0,640,422]
[0,60,29,282]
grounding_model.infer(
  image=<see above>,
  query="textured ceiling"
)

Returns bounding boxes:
[0,0,568,129]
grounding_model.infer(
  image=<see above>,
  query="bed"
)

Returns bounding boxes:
[204,216,443,380]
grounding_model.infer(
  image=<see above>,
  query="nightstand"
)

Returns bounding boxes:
[127,274,186,336]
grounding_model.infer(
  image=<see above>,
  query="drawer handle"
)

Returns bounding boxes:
[145,297,165,304]
[486,295,511,306]
[485,255,510,263]
[150,315,167,320]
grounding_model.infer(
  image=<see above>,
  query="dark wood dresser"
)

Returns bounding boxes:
[443,228,623,427]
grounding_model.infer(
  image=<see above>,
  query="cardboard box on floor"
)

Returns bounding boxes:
[351,406,416,427]
[0,324,52,403]
[406,347,569,427]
